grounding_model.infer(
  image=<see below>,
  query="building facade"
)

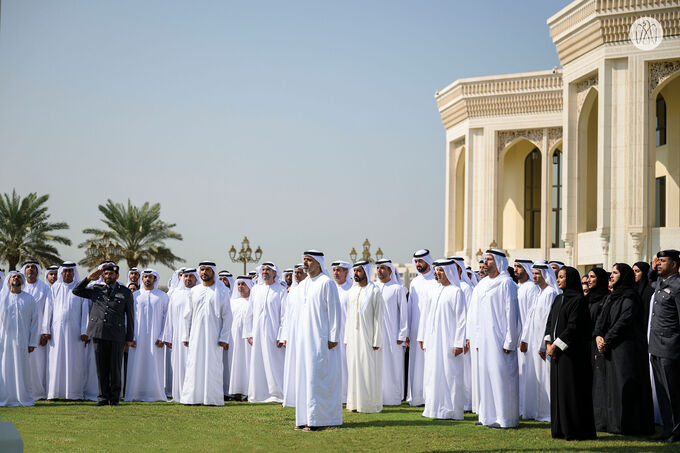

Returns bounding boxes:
[436,0,680,272]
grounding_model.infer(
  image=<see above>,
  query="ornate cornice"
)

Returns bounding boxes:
[649,59,680,95]
[436,71,563,130]
[548,0,680,66]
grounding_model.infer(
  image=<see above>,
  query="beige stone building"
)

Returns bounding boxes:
[436,0,680,273]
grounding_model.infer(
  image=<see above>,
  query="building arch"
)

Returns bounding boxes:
[500,138,541,249]
[651,70,680,228]
[577,87,598,233]
[550,141,564,248]
[454,146,466,252]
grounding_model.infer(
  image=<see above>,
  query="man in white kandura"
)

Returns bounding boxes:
[20,260,51,401]
[181,261,232,406]
[163,267,199,402]
[228,275,254,401]
[125,269,169,402]
[375,258,408,406]
[332,260,353,404]
[280,264,306,407]
[474,249,521,429]
[247,261,286,403]
[519,263,556,422]
[218,270,234,400]
[513,258,539,417]
[41,262,89,400]
[407,249,436,407]
[294,250,342,431]
[345,260,384,414]
[422,259,467,420]
[450,257,474,412]
[0,272,40,407]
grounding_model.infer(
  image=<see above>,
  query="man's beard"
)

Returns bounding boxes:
[201,274,212,281]
[353,275,365,283]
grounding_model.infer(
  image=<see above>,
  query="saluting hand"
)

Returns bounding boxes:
[87,268,104,281]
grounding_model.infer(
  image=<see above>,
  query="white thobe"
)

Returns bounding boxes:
[42,282,89,400]
[465,281,480,413]
[474,274,521,428]
[228,296,252,396]
[163,287,192,402]
[458,280,473,412]
[519,285,555,421]
[407,271,435,406]
[345,282,384,413]
[376,280,408,406]
[294,273,342,427]
[422,284,467,420]
[125,288,169,402]
[222,287,233,397]
[0,291,40,406]
[335,279,352,404]
[83,299,99,402]
[181,283,232,406]
[280,285,302,407]
[517,279,539,416]
[23,279,50,400]
[246,283,286,403]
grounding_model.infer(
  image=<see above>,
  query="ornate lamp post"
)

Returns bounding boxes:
[228,236,263,275]
[349,238,383,264]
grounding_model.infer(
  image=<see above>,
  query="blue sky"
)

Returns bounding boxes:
[0,0,568,281]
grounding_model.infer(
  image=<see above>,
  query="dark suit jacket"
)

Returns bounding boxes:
[648,273,680,360]
[73,279,134,343]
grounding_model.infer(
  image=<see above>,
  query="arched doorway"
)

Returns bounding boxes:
[500,138,541,249]
[578,88,598,233]
[455,147,466,252]
[653,73,680,227]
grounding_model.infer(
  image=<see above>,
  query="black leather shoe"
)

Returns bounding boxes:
[96,401,108,406]
[110,401,120,406]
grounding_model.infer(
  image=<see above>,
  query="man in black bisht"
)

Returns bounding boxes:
[593,263,654,435]
[73,264,134,406]
[648,249,680,442]
[544,266,596,440]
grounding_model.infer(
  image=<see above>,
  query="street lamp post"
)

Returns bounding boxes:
[349,238,383,264]
[228,236,263,275]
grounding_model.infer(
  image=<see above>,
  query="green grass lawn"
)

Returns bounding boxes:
[0,401,673,452]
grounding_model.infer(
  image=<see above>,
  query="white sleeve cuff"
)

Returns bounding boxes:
[554,337,568,351]
[544,335,551,342]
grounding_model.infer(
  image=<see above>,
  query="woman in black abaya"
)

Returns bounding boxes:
[586,266,610,431]
[545,266,596,440]
[593,263,655,435]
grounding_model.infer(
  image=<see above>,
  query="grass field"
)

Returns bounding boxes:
[0,401,674,452]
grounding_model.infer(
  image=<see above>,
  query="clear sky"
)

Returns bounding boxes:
[0,0,569,282]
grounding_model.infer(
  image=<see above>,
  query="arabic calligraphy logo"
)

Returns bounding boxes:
[630,17,663,51]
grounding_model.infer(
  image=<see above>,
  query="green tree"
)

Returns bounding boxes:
[0,189,71,270]
[79,199,183,270]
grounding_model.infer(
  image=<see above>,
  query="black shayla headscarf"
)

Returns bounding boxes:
[560,266,583,297]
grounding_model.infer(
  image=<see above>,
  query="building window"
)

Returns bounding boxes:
[657,94,667,147]
[524,148,541,248]
[656,176,666,227]
[551,149,564,248]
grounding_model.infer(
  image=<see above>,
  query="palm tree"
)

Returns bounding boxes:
[0,189,71,270]
[78,199,183,270]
